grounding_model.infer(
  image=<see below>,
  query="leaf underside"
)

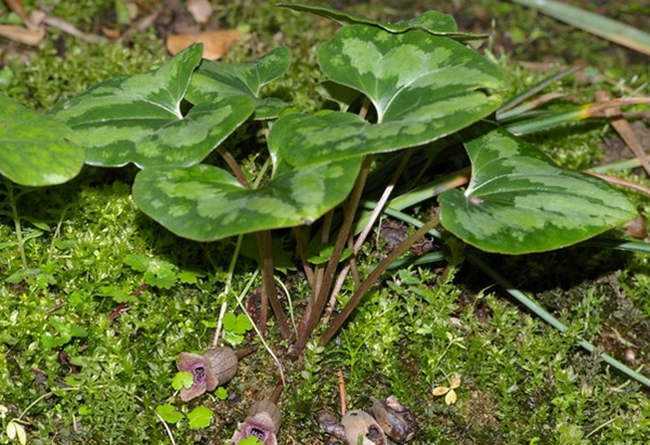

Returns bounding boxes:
[53,44,255,169]
[132,159,363,242]
[439,129,637,254]
[187,47,291,120]
[0,95,84,186]
[271,25,506,166]
[279,3,487,39]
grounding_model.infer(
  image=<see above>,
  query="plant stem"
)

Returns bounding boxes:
[6,180,27,269]
[293,226,315,287]
[236,271,286,386]
[270,380,284,404]
[256,230,292,340]
[320,215,439,346]
[325,152,414,314]
[295,157,372,353]
[219,148,249,186]
[355,152,412,253]
[218,150,289,339]
[212,301,228,349]
[212,234,244,347]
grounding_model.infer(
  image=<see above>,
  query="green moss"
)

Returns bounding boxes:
[1,0,649,444]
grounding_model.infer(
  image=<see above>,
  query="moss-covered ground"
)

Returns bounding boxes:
[0,1,648,444]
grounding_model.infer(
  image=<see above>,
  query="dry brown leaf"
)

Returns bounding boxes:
[432,386,449,397]
[166,30,240,60]
[0,24,45,46]
[187,0,213,24]
[445,389,458,405]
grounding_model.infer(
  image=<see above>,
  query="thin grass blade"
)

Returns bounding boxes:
[369,202,650,387]
[497,66,578,121]
[512,0,650,56]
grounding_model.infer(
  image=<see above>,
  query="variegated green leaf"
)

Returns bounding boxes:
[53,44,255,168]
[439,129,636,254]
[270,25,506,166]
[187,47,291,120]
[278,3,486,40]
[0,95,84,186]
[132,158,363,242]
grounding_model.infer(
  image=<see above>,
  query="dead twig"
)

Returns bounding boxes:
[588,172,650,198]
[338,369,347,416]
[596,91,650,176]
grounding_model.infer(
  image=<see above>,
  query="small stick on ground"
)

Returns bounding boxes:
[595,91,650,176]
[321,215,440,346]
[43,16,107,43]
[338,369,347,416]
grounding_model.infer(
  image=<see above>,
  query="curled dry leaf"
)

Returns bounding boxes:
[187,0,213,24]
[449,373,462,389]
[445,389,458,405]
[167,30,240,60]
[431,386,449,397]
[0,24,45,46]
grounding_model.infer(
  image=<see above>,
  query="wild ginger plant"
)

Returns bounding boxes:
[0,95,85,267]
[1,7,647,441]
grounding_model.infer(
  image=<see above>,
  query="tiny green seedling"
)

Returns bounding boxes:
[171,371,193,391]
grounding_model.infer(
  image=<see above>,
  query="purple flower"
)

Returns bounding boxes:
[176,347,238,402]
[231,400,280,445]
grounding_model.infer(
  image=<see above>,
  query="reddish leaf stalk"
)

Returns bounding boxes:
[295,157,372,353]
[256,231,292,340]
[320,215,439,346]
[219,149,291,339]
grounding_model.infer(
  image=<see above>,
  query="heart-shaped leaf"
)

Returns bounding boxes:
[53,44,255,168]
[270,25,506,166]
[0,95,84,186]
[279,3,486,40]
[187,47,291,119]
[132,158,363,242]
[439,129,636,254]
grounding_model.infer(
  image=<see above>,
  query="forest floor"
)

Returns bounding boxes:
[0,1,649,444]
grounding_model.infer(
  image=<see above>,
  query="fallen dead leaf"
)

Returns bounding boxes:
[432,386,449,397]
[166,30,240,60]
[445,389,458,405]
[187,0,213,24]
[0,24,45,46]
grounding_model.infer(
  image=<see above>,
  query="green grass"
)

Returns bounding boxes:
[1,1,649,444]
